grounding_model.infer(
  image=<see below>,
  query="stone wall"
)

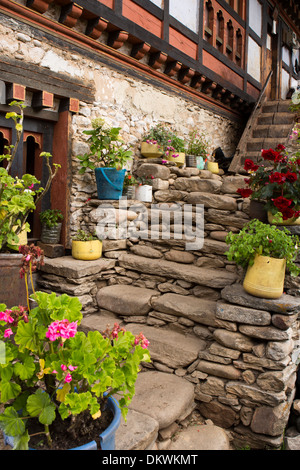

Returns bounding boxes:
[38,162,300,449]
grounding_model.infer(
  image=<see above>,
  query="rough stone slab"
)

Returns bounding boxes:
[151,293,218,326]
[118,254,237,288]
[37,241,65,258]
[221,283,300,314]
[41,256,116,279]
[250,401,292,437]
[186,192,237,210]
[196,360,241,380]
[115,409,159,450]
[80,311,121,334]
[128,371,195,429]
[206,209,249,229]
[225,381,286,406]
[136,163,171,180]
[96,285,159,315]
[213,329,257,352]
[169,424,231,450]
[174,178,222,193]
[239,325,292,341]
[126,323,206,369]
[216,302,271,326]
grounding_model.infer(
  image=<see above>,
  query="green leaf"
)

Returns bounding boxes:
[12,431,30,450]
[0,406,25,436]
[26,389,56,425]
[14,318,38,352]
[0,381,22,403]
[14,356,36,380]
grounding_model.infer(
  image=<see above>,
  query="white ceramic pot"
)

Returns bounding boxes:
[135,185,152,202]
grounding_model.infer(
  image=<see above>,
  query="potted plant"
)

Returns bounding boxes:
[0,247,150,450]
[122,172,137,199]
[39,209,64,244]
[237,140,300,225]
[141,124,185,166]
[71,229,102,260]
[225,218,300,299]
[0,101,60,307]
[185,130,209,169]
[76,118,133,200]
[140,124,167,158]
[135,175,154,202]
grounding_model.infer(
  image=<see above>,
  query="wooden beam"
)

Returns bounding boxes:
[59,3,83,28]
[107,30,129,49]
[26,0,53,14]
[130,42,151,60]
[6,83,26,102]
[32,91,54,109]
[85,17,108,40]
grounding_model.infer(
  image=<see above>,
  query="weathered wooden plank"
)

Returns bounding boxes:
[0,57,94,103]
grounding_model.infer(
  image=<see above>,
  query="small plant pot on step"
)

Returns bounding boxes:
[41,223,62,244]
[243,254,286,299]
[140,142,163,158]
[72,240,102,260]
[135,184,152,202]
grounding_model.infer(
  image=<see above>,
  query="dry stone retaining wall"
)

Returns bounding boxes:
[38,162,300,449]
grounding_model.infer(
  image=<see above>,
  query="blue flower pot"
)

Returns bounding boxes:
[95,168,126,200]
[4,396,121,450]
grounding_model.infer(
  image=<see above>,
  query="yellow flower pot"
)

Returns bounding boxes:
[243,254,286,299]
[207,161,219,174]
[141,142,163,158]
[267,211,300,226]
[72,240,102,261]
[167,152,185,167]
[12,227,28,247]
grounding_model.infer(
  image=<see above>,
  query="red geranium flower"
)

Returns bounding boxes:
[276,144,286,152]
[244,159,259,171]
[269,172,286,184]
[281,208,295,220]
[272,196,292,211]
[285,171,297,182]
[237,188,253,198]
[261,148,281,161]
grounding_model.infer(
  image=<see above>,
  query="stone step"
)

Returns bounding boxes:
[117,254,237,288]
[115,371,232,450]
[261,100,292,113]
[257,112,295,125]
[81,312,207,369]
[246,137,283,151]
[252,124,292,138]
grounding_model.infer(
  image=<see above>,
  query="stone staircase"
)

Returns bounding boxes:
[81,314,232,451]
[229,99,297,173]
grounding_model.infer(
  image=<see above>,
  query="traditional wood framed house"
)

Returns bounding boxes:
[0,0,299,245]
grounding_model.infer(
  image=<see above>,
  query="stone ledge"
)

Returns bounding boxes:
[221,283,300,314]
[40,256,116,279]
[118,254,237,288]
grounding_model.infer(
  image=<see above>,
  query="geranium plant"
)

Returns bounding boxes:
[72,229,99,241]
[0,101,60,252]
[225,218,300,276]
[123,172,138,188]
[39,209,63,228]
[77,118,133,173]
[0,249,150,450]
[186,129,210,157]
[237,139,300,221]
[142,124,185,162]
